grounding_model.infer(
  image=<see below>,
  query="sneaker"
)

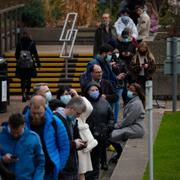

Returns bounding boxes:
[108,144,116,152]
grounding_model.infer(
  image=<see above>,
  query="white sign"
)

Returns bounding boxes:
[1,80,7,102]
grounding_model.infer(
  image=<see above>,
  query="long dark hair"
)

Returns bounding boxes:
[131,83,145,108]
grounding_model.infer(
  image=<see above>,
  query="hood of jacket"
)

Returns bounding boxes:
[77,97,93,123]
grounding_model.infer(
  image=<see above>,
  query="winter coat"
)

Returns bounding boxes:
[80,77,118,104]
[86,56,118,89]
[84,82,115,139]
[24,107,70,180]
[114,16,138,39]
[111,96,145,143]
[77,97,98,174]
[15,37,40,78]
[53,107,80,175]
[130,52,156,80]
[137,11,151,38]
[93,23,117,55]
[0,126,45,180]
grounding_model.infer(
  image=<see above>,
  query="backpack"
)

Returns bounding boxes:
[17,42,34,68]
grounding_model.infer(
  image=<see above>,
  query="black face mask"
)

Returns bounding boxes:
[139,51,147,56]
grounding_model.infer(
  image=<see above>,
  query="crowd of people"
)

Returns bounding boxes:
[0,1,158,180]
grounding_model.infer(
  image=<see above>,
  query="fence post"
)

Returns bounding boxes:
[171,37,177,112]
[146,80,153,180]
[0,14,2,56]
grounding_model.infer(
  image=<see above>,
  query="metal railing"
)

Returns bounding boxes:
[0,4,24,56]
[59,12,78,78]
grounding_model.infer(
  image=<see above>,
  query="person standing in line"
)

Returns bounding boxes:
[15,30,41,102]
[84,82,114,180]
[114,8,138,40]
[93,13,117,56]
[0,113,45,180]
[136,5,151,39]
[24,95,70,180]
[52,96,87,180]
[77,96,98,180]
[130,41,156,91]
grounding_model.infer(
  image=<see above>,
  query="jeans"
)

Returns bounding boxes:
[112,88,123,123]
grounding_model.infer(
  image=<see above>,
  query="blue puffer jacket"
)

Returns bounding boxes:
[24,107,70,180]
[0,126,45,180]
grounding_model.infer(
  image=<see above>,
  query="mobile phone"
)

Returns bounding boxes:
[11,155,18,160]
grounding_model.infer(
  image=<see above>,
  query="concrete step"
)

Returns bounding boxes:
[4,52,92,95]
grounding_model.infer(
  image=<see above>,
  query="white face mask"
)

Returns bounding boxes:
[60,95,72,105]
[45,91,52,102]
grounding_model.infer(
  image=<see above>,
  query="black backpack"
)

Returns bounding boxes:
[17,42,34,69]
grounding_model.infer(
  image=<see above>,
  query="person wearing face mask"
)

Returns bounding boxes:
[24,95,70,180]
[114,8,138,40]
[130,41,156,91]
[114,28,137,105]
[33,83,53,105]
[84,82,114,179]
[93,13,117,56]
[54,96,87,180]
[22,83,53,116]
[109,83,145,163]
[85,44,118,92]
[0,113,45,180]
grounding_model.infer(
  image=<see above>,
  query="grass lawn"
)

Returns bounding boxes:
[143,112,180,180]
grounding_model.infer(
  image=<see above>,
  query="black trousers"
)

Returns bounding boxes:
[20,76,31,94]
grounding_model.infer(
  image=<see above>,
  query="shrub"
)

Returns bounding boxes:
[21,0,45,27]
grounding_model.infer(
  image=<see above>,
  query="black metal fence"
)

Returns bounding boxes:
[0,4,24,56]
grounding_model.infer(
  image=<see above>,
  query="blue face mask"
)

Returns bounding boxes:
[89,90,100,100]
[106,54,112,62]
[121,16,129,25]
[127,90,135,99]
[60,95,72,105]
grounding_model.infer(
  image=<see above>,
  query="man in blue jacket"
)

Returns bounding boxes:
[0,112,45,180]
[24,95,70,180]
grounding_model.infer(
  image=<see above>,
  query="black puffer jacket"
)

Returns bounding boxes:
[84,81,114,138]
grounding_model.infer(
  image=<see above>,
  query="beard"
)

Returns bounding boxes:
[30,115,45,126]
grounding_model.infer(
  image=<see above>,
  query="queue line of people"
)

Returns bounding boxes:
[0,3,158,179]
